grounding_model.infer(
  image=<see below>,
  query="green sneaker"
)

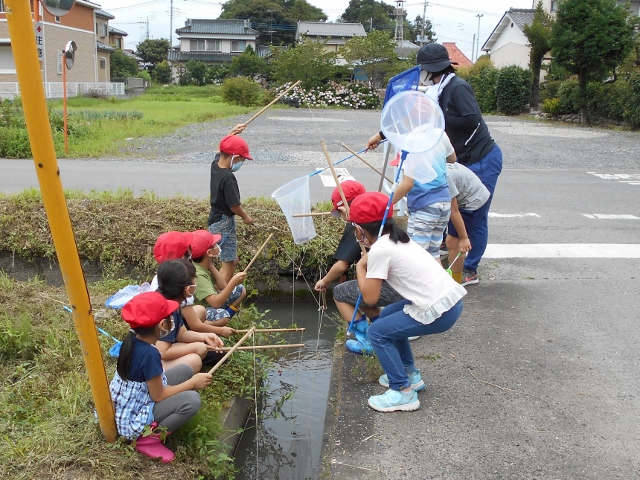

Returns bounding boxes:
[378,369,425,391]
[368,388,420,412]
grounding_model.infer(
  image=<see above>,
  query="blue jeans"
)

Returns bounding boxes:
[464,145,503,272]
[368,299,463,391]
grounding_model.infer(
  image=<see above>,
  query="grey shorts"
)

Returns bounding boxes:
[333,279,404,308]
[209,215,237,262]
[204,284,244,321]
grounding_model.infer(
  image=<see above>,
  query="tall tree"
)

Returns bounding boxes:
[523,2,553,108]
[220,0,326,46]
[136,38,171,69]
[340,29,398,88]
[550,0,634,124]
[407,15,436,43]
[269,37,337,88]
[339,0,394,33]
[229,45,269,77]
[110,49,138,78]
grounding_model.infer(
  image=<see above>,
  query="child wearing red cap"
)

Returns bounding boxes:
[314,180,403,355]
[109,291,213,463]
[207,134,254,283]
[349,192,466,413]
[189,230,247,322]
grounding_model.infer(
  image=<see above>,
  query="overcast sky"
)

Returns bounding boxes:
[107,0,537,61]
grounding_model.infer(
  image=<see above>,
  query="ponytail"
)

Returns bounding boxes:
[116,327,155,380]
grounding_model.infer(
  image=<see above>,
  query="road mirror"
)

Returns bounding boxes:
[41,0,75,17]
[63,40,77,69]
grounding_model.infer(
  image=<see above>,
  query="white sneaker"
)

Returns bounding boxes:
[408,336,420,341]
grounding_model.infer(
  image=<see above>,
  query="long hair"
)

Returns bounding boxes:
[116,326,155,381]
[156,259,191,301]
[359,218,409,244]
[433,65,457,77]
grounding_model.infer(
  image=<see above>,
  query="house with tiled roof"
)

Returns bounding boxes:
[442,42,471,68]
[295,21,366,62]
[168,19,262,81]
[481,8,535,69]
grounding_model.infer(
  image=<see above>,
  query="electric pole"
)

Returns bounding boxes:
[420,0,427,46]
[476,13,483,62]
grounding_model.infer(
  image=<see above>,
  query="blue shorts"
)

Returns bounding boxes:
[447,201,489,240]
[205,284,245,321]
[407,202,451,257]
[209,215,237,262]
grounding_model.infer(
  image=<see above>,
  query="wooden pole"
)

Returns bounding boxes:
[243,233,274,273]
[243,80,301,127]
[341,143,393,183]
[208,326,256,375]
[212,344,305,351]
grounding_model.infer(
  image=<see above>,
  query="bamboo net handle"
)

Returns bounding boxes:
[207,326,256,375]
[243,80,302,126]
[243,233,274,273]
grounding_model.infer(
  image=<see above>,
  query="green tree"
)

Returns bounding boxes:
[110,49,138,78]
[341,30,398,88]
[270,37,337,89]
[550,0,634,124]
[408,15,437,43]
[523,2,554,108]
[220,0,326,46]
[186,60,208,86]
[339,0,394,33]
[135,38,171,69]
[229,45,269,77]
[152,60,172,84]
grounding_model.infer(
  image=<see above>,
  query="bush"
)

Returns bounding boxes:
[220,76,263,107]
[539,80,562,102]
[152,60,172,84]
[585,81,626,121]
[557,78,580,114]
[622,70,640,127]
[495,65,532,115]
[458,59,498,113]
[542,97,563,115]
[274,81,380,109]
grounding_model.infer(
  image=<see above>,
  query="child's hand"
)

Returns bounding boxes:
[191,372,213,390]
[204,333,224,349]
[315,279,328,292]
[217,326,236,337]
[193,342,208,357]
[231,272,247,286]
[229,123,246,136]
[242,215,253,225]
[366,132,382,151]
[458,238,471,253]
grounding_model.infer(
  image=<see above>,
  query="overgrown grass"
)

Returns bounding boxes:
[44,88,251,158]
[0,189,340,290]
[0,273,298,479]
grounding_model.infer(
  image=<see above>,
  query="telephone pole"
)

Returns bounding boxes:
[476,13,483,62]
[420,0,427,45]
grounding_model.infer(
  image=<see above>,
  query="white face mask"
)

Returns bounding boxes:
[420,70,434,87]
[210,245,222,258]
[230,154,244,172]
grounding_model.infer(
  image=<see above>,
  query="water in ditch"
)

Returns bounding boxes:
[233,301,338,480]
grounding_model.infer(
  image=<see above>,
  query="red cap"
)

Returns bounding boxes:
[122,291,179,329]
[190,229,222,259]
[331,180,366,217]
[348,192,393,224]
[153,231,194,263]
[219,135,253,160]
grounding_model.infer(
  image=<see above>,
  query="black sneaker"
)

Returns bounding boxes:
[461,269,478,286]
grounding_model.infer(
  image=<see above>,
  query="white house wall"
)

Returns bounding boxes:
[179,36,256,54]
[490,19,528,54]
[489,42,531,69]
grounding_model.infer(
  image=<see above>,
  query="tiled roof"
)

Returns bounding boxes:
[109,26,128,36]
[96,41,115,52]
[295,21,366,39]
[95,9,115,19]
[482,8,535,52]
[442,42,472,67]
[176,19,258,36]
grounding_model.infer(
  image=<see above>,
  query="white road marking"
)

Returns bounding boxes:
[484,244,640,258]
[587,172,640,185]
[582,214,639,220]
[489,212,541,218]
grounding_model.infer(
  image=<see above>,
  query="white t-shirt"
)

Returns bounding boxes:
[366,235,466,324]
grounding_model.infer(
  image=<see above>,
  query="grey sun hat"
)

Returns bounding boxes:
[416,43,457,72]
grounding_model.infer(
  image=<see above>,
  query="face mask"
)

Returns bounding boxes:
[353,223,371,248]
[230,155,244,172]
[420,70,434,87]
[209,245,222,258]
[159,316,175,337]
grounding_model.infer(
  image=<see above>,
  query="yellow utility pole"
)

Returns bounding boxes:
[5,0,117,442]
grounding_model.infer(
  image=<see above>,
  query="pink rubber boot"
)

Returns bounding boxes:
[134,434,175,463]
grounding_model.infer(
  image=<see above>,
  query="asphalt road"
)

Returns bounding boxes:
[3,109,640,479]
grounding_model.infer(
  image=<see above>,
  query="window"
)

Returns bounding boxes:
[99,23,108,38]
[55,16,60,23]
[551,1,559,12]
[0,0,5,12]
[115,38,122,49]
[190,39,206,51]
[231,40,246,52]
[0,45,17,73]
[100,57,107,69]
[206,40,221,51]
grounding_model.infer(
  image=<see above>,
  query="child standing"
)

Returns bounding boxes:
[445,162,490,284]
[207,135,254,283]
[349,192,466,412]
[109,291,212,463]
[190,230,247,322]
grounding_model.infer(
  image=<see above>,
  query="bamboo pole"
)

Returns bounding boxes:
[243,233,274,273]
[243,80,301,126]
[208,327,256,375]
[341,143,393,183]
[212,344,305,351]
[292,212,333,217]
[235,328,306,333]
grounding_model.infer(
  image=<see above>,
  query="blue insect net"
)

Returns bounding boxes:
[383,65,421,106]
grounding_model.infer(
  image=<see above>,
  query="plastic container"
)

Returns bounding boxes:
[380,90,444,154]
[271,176,317,244]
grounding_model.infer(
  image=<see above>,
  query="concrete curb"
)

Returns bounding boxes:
[218,396,250,455]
